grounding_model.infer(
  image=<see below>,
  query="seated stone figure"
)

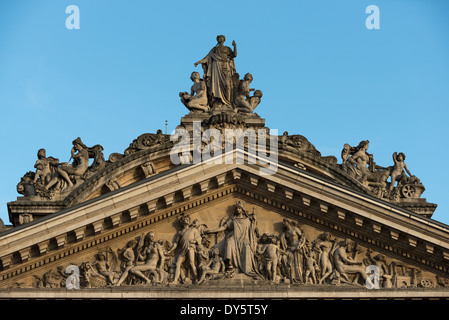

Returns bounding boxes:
[234,73,262,114]
[332,239,368,285]
[56,137,90,189]
[180,71,209,113]
[33,148,59,187]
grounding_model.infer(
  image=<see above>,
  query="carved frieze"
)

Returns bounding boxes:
[19,201,447,290]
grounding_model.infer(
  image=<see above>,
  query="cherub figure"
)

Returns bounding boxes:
[304,251,319,284]
[258,234,280,282]
[389,152,413,191]
[234,73,255,113]
[33,148,59,188]
[93,251,116,285]
[113,239,138,287]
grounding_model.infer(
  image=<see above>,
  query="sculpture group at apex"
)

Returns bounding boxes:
[14,35,431,221]
[180,35,262,115]
[3,35,445,297]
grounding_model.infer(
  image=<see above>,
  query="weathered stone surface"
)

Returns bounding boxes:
[1,36,445,300]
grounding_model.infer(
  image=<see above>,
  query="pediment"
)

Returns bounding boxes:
[1,154,449,295]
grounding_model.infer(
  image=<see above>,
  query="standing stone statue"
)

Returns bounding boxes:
[206,201,260,278]
[280,219,306,283]
[167,215,203,284]
[194,35,237,109]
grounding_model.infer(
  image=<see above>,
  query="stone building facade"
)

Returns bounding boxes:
[1,36,448,300]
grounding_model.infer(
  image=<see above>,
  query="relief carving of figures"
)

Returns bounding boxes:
[364,249,393,288]
[110,232,169,287]
[167,216,205,284]
[279,219,306,283]
[127,231,167,285]
[304,250,319,284]
[55,203,441,290]
[331,239,367,285]
[315,232,337,284]
[33,266,67,288]
[81,248,120,288]
[197,247,226,285]
[112,239,138,286]
[206,201,261,279]
[257,233,281,282]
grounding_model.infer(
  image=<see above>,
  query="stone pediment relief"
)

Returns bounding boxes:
[9,34,436,229]
[2,196,447,291]
[2,35,445,299]
[1,158,449,293]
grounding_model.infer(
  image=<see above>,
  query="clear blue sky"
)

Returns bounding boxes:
[1,0,448,225]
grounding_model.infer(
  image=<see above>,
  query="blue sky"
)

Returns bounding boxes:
[1,0,448,225]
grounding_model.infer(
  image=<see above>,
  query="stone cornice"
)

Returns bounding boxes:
[1,286,449,300]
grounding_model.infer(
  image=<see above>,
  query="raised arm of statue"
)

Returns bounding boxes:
[392,152,398,164]
[232,40,237,58]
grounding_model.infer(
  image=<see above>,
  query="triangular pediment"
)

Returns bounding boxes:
[1,152,449,296]
[4,31,446,300]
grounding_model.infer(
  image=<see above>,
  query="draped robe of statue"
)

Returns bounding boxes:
[280,220,305,283]
[197,45,236,107]
[221,213,259,277]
